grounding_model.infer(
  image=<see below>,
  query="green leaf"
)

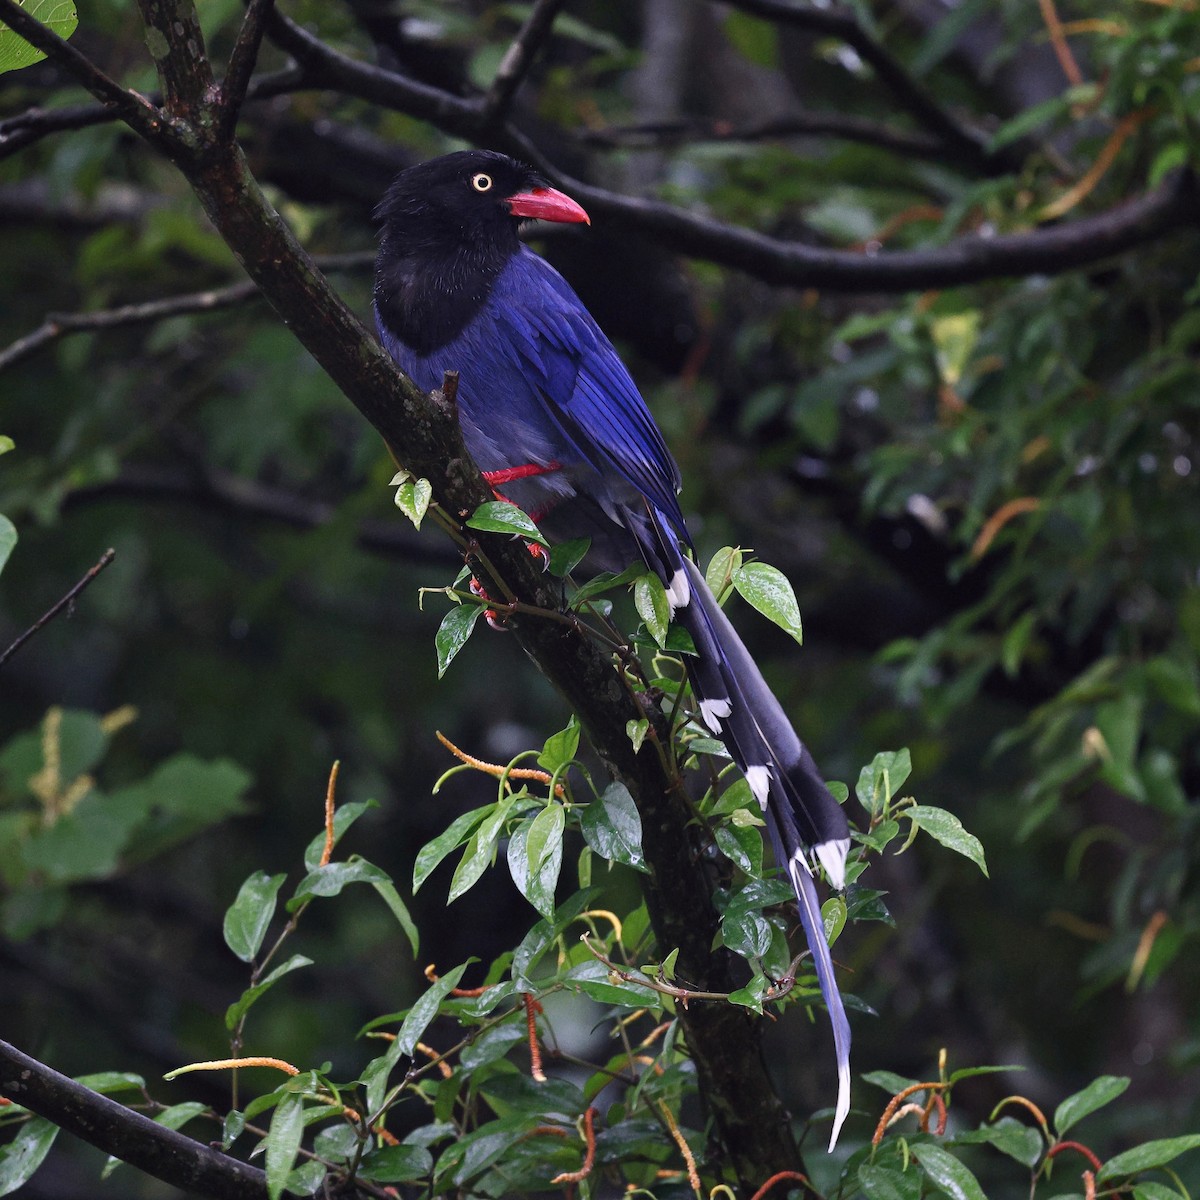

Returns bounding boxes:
[223,871,286,963]
[907,806,988,876]
[570,562,644,607]
[822,895,847,945]
[449,801,513,903]
[567,960,660,1008]
[729,970,768,1011]
[913,1143,987,1200]
[413,806,493,892]
[863,1070,920,1095]
[859,1164,922,1200]
[265,1091,305,1200]
[371,878,420,957]
[0,1116,59,1195]
[856,749,912,817]
[0,515,15,577]
[733,561,803,645]
[626,718,649,753]
[522,804,565,919]
[579,782,646,872]
[459,1024,527,1072]
[953,1118,1043,1167]
[436,603,484,677]
[705,546,743,599]
[986,91,1075,152]
[397,961,471,1055]
[1054,1075,1129,1136]
[358,1144,433,1183]
[224,954,313,1031]
[466,500,547,545]
[547,537,590,578]
[73,1072,146,1095]
[634,572,670,647]
[291,858,390,905]
[0,0,78,76]
[285,1160,325,1195]
[714,823,761,874]
[1132,1184,1184,1200]
[0,435,13,454]
[1098,1135,1200,1182]
[394,477,432,529]
[538,716,580,773]
[303,799,379,870]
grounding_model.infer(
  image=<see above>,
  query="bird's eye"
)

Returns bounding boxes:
[471,173,493,193]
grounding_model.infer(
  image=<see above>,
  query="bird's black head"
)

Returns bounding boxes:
[374,151,589,355]
[375,150,588,255]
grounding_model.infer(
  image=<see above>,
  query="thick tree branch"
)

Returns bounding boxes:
[0,1040,268,1200]
[557,162,1200,290]
[482,0,567,126]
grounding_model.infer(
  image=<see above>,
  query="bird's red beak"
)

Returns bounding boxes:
[506,186,590,225]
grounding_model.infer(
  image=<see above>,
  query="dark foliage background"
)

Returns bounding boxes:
[1,0,1198,1196]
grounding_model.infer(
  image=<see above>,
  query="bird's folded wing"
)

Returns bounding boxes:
[492,252,687,534]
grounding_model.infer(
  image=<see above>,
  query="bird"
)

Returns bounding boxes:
[373,150,852,1148]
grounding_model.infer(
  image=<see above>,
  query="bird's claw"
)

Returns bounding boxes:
[469,576,509,632]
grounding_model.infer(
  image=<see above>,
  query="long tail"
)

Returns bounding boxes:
[663,549,853,1150]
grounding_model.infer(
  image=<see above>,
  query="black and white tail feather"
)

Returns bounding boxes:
[637,522,853,1150]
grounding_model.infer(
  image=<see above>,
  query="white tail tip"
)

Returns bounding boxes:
[815,837,851,891]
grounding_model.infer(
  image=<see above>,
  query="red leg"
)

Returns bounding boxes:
[482,460,562,488]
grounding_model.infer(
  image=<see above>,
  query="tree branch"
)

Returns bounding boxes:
[0,0,163,137]
[217,0,276,140]
[0,66,307,163]
[558,163,1200,291]
[0,251,372,373]
[482,0,567,126]
[60,465,458,567]
[257,11,1200,292]
[577,112,951,163]
[17,1,801,1186]
[0,549,115,669]
[719,0,1005,172]
[0,1039,268,1200]
[264,9,482,138]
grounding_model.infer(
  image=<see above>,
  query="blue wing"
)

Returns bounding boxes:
[403,248,687,538]
[497,251,684,527]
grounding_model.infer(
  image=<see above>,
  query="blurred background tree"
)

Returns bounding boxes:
[1,0,1198,1196]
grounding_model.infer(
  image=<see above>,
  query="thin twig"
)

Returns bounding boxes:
[718,0,1000,172]
[580,933,808,1005]
[219,0,277,139]
[0,549,115,669]
[577,113,950,164]
[482,0,567,125]
[0,252,373,373]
